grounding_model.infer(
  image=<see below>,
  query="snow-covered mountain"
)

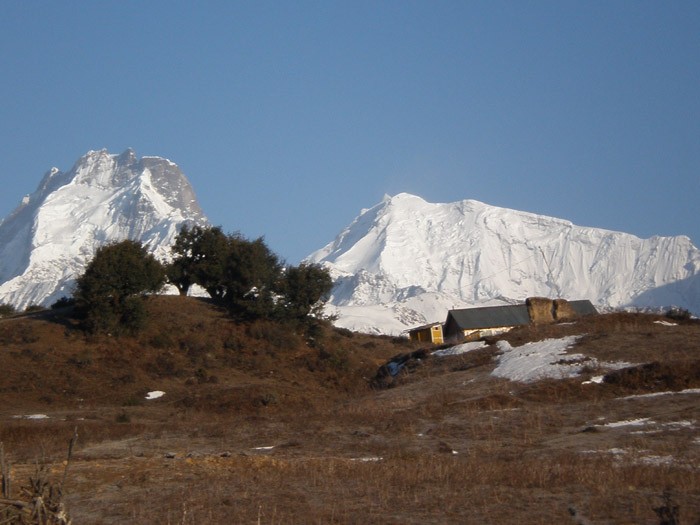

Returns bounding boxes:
[0,149,207,308]
[306,193,700,334]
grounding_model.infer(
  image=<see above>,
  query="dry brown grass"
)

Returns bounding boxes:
[1,303,699,523]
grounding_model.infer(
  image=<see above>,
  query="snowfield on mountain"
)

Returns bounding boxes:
[306,193,700,334]
[0,149,207,308]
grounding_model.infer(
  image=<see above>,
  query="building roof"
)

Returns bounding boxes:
[447,304,530,330]
[406,321,443,333]
[567,300,598,316]
[447,299,598,331]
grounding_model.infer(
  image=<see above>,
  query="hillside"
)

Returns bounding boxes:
[0,296,700,524]
[1,298,699,523]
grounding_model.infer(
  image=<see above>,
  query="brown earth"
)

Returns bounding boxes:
[1,297,699,524]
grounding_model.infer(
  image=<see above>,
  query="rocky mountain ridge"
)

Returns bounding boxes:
[0,149,207,308]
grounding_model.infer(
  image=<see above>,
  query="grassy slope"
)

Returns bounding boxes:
[1,298,699,524]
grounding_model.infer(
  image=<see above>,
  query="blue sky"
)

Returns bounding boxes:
[1,1,698,263]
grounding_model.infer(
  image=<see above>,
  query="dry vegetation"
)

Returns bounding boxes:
[1,297,699,524]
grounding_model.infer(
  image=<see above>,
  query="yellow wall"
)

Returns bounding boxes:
[409,325,443,344]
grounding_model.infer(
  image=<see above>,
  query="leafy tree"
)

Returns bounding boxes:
[219,234,282,318]
[277,263,333,322]
[167,226,334,323]
[168,226,282,317]
[74,240,165,334]
[167,225,230,299]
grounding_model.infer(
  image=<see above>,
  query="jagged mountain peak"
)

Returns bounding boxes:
[307,194,700,335]
[0,149,208,309]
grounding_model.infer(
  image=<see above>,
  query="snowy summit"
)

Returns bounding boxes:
[0,149,208,308]
[306,193,700,335]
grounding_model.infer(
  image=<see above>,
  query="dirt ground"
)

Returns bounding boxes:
[1,299,699,524]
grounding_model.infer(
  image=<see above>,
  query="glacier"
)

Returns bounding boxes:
[0,149,207,309]
[306,193,700,335]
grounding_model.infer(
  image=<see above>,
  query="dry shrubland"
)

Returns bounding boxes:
[1,298,699,524]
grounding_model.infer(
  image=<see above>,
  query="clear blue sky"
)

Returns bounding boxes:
[1,1,698,263]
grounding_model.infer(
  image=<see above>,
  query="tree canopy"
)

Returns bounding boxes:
[166,225,229,298]
[277,263,334,321]
[74,239,165,333]
[167,225,333,323]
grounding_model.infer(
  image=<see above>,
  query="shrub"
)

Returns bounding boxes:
[23,304,46,313]
[51,296,75,309]
[0,303,16,318]
[74,240,165,334]
[666,307,692,321]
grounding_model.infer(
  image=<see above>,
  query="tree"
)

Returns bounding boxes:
[74,240,165,334]
[222,234,282,318]
[166,225,229,299]
[277,263,333,322]
[166,226,333,323]
[167,226,283,317]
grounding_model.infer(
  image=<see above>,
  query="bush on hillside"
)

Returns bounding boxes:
[0,303,16,318]
[51,296,75,309]
[666,306,692,322]
[74,240,165,334]
[24,304,46,313]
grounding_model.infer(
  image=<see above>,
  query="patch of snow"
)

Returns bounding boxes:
[607,448,627,456]
[663,420,695,429]
[654,320,678,326]
[602,418,653,428]
[584,448,680,467]
[432,341,486,357]
[491,336,589,382]
[618,388,700,400]
[638,455,676,467]
[13,414,49,419]
[582,375,605,385]
[252,446,275,451]
[630,420,696,435]
[145,390,165,400]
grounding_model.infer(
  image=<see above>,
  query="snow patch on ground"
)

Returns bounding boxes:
[432,341,486,357]
[584,448,681,468]
[582,375,605,384]
[602,418,653,428]
[491,336,589,382]
[145,390,165,400]
[618,388,700,400]
[13,414,49,420]
[491,335,634,383]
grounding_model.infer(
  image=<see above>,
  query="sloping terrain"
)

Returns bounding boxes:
[1,299,699,524]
